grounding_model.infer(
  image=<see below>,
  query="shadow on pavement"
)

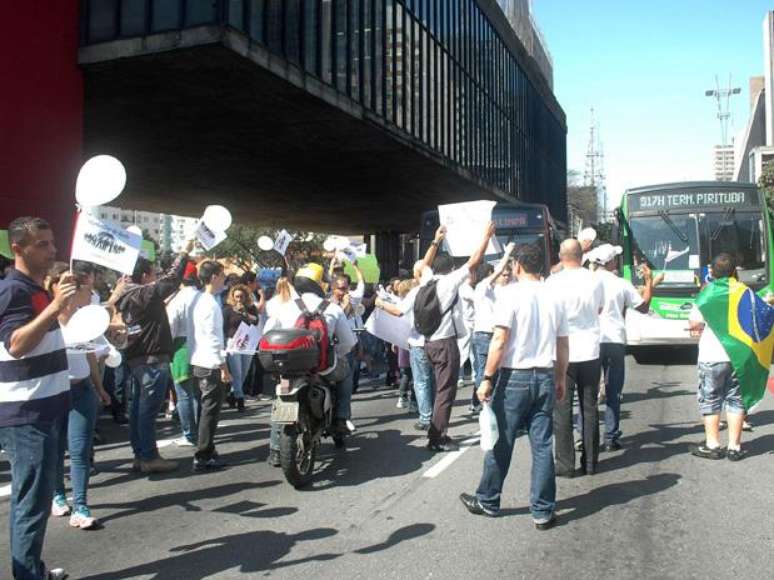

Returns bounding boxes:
[354,523,436,554]
[598,422,704,472]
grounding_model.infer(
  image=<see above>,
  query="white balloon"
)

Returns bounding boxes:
[323,237,337,252]
[126,225,142,237]
[62,305,110,346]
[105,347,123,368]
[75,155,127,207]
[202,205,232,232]
[257,235,274,251]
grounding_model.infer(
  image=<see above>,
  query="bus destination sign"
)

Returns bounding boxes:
[630,190,758,212]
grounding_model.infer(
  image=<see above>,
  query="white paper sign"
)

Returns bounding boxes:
[273,229,294,256]
[227,322,262,354]
[71,213,142,275]
[365,308,412,350]
[437,201,502,257]
[195,221,227,251]
[339,246,358,263]
[353,243,368,257]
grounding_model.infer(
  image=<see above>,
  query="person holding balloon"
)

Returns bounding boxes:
[45,263,111,530]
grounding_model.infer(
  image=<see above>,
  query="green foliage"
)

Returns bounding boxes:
[759,161,774,209]
[206,224,329,272]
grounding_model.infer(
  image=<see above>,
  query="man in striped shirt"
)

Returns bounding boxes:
[0,217,74,579]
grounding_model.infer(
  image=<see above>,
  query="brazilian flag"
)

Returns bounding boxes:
[696,277,774,410]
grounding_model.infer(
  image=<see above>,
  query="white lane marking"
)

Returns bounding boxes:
[422,435,480,479]
[0,484,10,498]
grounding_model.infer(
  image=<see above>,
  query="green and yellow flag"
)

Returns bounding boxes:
[696,277,774,410]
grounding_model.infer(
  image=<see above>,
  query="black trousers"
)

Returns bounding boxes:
[192,366,225,462]
[554,359,601,474]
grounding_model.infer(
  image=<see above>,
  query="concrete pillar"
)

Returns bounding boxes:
[765,11,774,146]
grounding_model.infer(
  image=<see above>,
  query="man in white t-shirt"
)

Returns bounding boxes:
[688,253,747,461]
[376,226,447,431]
[590,244,653,451]
[459,243,569,530]
[469,243,516,413]
[187,260,231,472]
[547,239,605,476]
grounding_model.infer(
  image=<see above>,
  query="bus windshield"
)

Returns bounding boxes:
[628,213,700,286]
[702,211,767,286]
[493,231,547,270]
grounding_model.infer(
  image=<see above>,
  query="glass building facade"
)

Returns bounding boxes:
[81,0,567,221]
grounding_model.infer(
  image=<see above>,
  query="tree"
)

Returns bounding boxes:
[205,224,329,273]
[759,160,774,209]
[566,169,598,232]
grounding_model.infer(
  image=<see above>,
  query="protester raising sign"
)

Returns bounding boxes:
[273,229,294,256]
[438,200,502,257]
[71,212,142,274]
[195,221,227,251]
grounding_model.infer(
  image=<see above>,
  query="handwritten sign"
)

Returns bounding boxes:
[226,322,262,354]
[195,221,227,251]
[273,229,294,256]
[438,201,502,257]
[71,213,142,274]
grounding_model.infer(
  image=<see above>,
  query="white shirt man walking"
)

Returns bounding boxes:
[547,239,605,476]
[460,243,569,530]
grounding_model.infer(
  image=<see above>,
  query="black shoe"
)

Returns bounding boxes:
[236,398,245,412]
[414,421,430,432]
[227,394,236,409]
[268,449,281,467]
[193,457,227,472]
[534,512,557,531]
[468,404,482,414]
[427,438,459,452]
[726,448,746,462]
[690,443,725,460]
[604,440,622,452]
[459,493,497,517]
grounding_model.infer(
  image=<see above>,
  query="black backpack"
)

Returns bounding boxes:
[413,280,458,338]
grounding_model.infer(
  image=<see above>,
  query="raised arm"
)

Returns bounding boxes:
[486,242,516,287]
[466,221,496,274]
[635,264,654,313]
[421,226,447,270]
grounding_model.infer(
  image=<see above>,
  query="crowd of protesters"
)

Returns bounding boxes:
[0,213,770,579]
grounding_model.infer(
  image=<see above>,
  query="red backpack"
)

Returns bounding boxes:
[294,298,334,372]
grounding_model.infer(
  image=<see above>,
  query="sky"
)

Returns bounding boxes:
[531,0,772,210]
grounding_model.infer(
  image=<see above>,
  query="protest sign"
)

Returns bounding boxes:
[140,240,156,262]
[365,308,412,351]
[227,322,262,354]
[0,230,11,259]
[273,229,294,256]
[438,200,502,257]
[344,254,380,283]
[195,221,227,251]
[71,212,142,274]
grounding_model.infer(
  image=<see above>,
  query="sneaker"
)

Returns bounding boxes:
[69,506,97,530]
[459,493,498,517]
[603,440,622,452]
[174,437,195,447]
[457,379,465,388]
[268,449,281,467]
[690,443,725,460]
[726,448,746,462]
[193,456,227,472]
[139,457,178,473]
[742,420,753,432]
[427,438,459,452]
[46,567,67,580]
[533,512,557,530]
[345,420,357,433]
[52,495,71,517]
[396,397,407,409]
[414,421,430,432]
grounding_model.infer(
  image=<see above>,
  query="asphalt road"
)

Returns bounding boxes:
[2,354,774,579]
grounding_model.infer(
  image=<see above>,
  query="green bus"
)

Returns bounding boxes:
[616,181,773,350]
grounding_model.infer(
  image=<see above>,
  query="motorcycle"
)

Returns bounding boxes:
[259,328,344,488]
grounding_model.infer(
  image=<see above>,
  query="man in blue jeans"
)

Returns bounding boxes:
[115,239,193,473]
[0,217,73,579]
[460,244,569,530]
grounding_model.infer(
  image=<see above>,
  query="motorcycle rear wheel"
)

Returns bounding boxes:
[279,421,317,488]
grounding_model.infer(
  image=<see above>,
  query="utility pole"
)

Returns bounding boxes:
[584,108,608,223]
[705,75,741,181]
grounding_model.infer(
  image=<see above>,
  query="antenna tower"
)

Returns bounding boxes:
[705,75,741,147]
[584,108,608,223]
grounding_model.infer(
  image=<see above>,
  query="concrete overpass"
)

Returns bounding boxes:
[79,0,566,234]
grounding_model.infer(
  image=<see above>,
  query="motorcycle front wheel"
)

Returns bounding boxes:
[279,419,317,488]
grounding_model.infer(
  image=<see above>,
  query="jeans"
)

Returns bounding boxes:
[600,343,626,443]
[0,419,62,580]
[226,353,252,399]
[398,367,414,400]
[475,368,556,519]
[54,380,98,509]
[409,346,435,423]
[193,367,226,462]
[128,363,171,461]
[103,362,128,413]
[471,332,493,407]
[555,359,601,474]
[174,379,201,444]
